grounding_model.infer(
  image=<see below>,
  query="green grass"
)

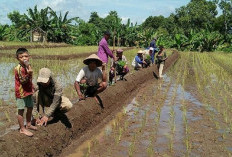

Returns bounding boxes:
[0,45,127,56]
[0,41,46,46]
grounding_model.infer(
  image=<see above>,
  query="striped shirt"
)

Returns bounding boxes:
[15,64,33,98]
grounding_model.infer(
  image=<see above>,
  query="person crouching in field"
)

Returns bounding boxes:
[156,46,168,78]
[132,50,147,70]
[109,49,129,83]
[32,68,73,126]
[74,54,107,103]
[15,48,37,137]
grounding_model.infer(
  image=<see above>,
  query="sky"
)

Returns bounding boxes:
[0,0,191,25]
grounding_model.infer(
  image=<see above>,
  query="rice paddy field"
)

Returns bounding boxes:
[63,51,232,156]
[0,45,232,156]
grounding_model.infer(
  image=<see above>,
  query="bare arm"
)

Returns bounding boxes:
[74,81,85,100]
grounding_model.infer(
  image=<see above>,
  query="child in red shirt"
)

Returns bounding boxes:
[15,48,37,136]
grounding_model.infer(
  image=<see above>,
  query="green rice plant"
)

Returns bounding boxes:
[146,137,154,157]
[116,127,123,144]
[128,142,135,157]
[4,111,11,122]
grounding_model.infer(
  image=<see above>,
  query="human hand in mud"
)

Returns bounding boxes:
[38,116,49,126]
[35,118,41,125]
[78,92,85,101]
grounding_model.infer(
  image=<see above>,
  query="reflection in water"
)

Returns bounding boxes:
[67,75,205,157]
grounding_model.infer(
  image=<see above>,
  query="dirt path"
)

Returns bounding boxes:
[0,52,179,157]
[0,47,133,60]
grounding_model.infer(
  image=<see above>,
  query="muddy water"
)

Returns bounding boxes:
[66,74,204,157]
[0,59,83,102]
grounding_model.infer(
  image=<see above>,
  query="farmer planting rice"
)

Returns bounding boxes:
[74,54,107,102]
[156,45,168,78]
[132,50,147,70]
[109,48,129,83]
[15,48,37,137]
[32,68,73,126]
[97,30,117,67]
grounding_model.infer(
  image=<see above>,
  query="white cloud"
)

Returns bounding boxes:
[121,17,129,24]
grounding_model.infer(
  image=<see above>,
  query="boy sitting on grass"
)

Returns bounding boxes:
[15,48,37,137]
[74,54,107,102]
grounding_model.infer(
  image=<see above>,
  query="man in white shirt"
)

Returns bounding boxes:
[74,54,107,101]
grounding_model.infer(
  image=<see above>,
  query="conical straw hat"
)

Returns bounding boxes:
[83,54,103,67]
[137,50,144,54]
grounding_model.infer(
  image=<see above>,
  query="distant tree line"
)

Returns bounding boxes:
[0,0,231,52]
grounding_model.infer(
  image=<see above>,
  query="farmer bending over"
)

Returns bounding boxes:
[109,49,129,83]
[156,46,168,78]
[132,50,147,70]
[32,68,73,126]
[74,54,107,102]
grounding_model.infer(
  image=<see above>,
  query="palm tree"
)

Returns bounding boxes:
[48,8,79,42]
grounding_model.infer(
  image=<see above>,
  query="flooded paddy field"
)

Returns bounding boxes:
[61,52,232,157]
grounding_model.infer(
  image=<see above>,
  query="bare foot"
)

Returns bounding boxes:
[26,125,37,131]
[20,128,33,137]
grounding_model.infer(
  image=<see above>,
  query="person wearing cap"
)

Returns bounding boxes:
[132,50,147,70]
[74,54,107,101]
[109,49,129,83]
[32,68,73,126]
[97,30,117,65]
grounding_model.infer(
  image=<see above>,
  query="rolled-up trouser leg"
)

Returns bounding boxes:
[60,96,73,113]
[159,64,164,77]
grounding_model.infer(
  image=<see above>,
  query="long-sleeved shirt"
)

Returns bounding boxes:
[97,37,114,63]
[132,55,143,67]
[150,40,157,49]
[15,64,33,98]
[33,77,62,118]
[135,55,143,64]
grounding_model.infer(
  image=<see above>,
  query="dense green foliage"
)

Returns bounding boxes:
[0,0,231,52]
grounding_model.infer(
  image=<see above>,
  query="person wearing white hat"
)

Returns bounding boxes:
[132,50,147,70]
[74,54,107,101]
[32,68,73,126]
